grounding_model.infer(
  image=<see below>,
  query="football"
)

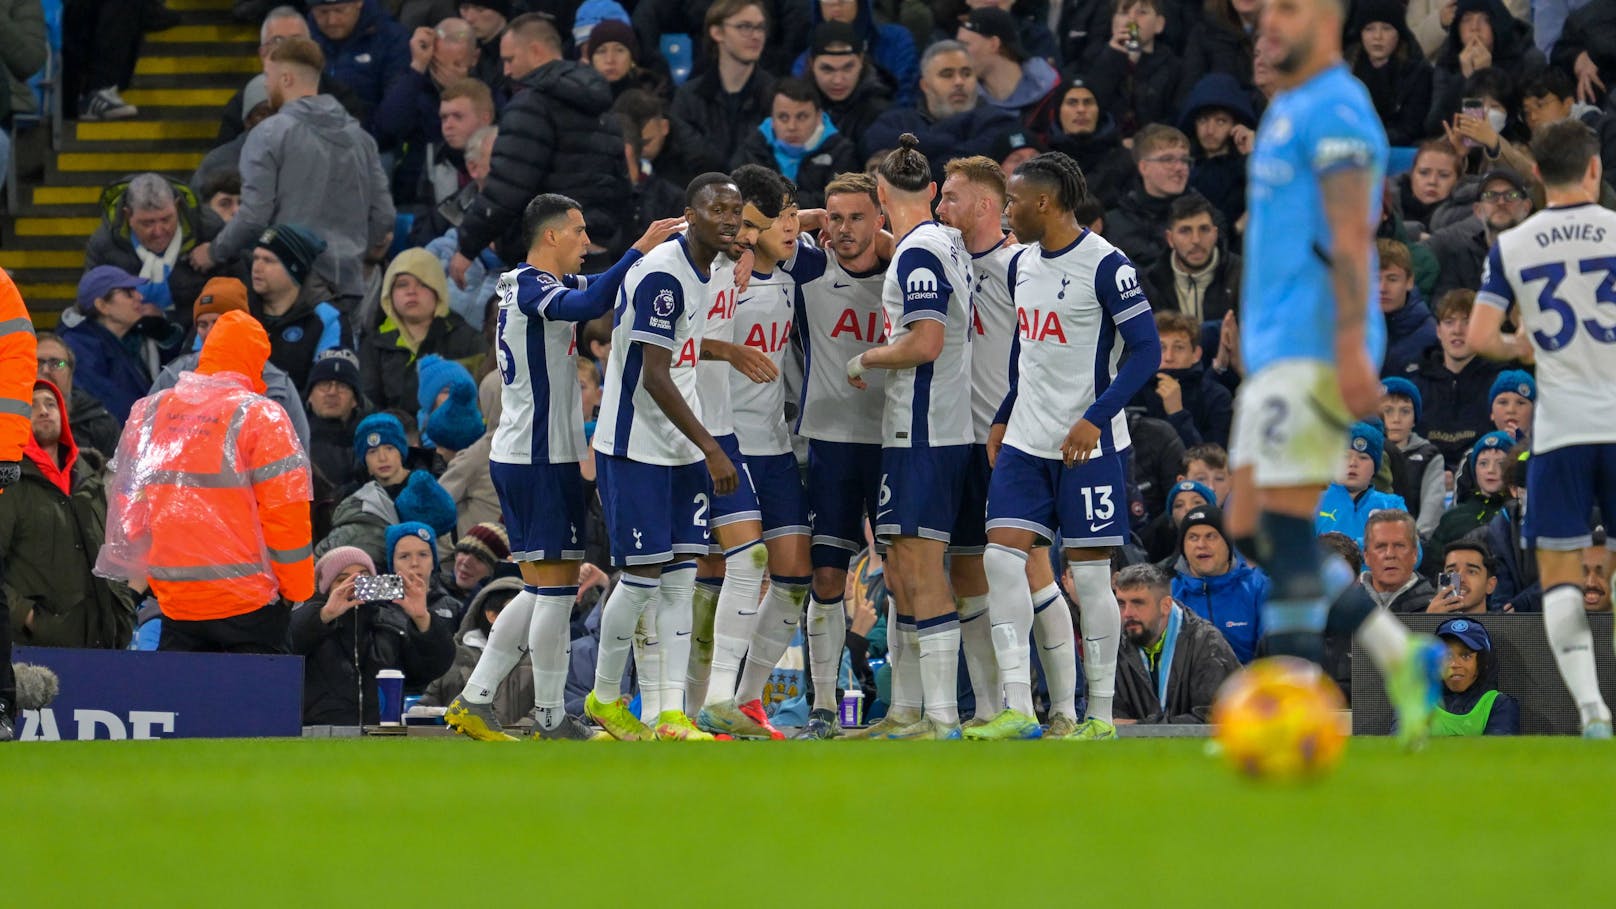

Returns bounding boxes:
[1212,657,1348,782]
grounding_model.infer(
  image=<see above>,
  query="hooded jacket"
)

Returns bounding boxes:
[1381,293,1438,379]
[210,94,396,299]
[1403,347,1503,469]
[792,0,918,106]
[1171,553,1268,663]
[1179,74,1255,223]
[978,57,1061,122]
[305,0,410,121]
[418,577,535,727]
[862,100,1020,182]
[1315,484,1409,547]
[1345,0,1434,146]
[1,380,136,649]
[733,114,860,209]
[288,585,457,726]
[361,249,486,413]
[0,270,33,464]
[316,480,401,568]
[1427,0,1546,138]
[84,176,222,327]
[1114,604,1241,723]
[460,59,632,264]
[1131,360,1233,450]
[151,350,311,452]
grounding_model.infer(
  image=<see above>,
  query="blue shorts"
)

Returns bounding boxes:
[490,460,585,562]
[807,440,883,570]
[950,444,991,555]
[709,433,761,528]
[986,444,1127,550]
[745,451,810,541]
[595,453,712,567]
[1524,444,1616,551]
[875,444,970,544]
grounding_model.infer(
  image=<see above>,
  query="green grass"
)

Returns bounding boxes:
[7,736,1611,907]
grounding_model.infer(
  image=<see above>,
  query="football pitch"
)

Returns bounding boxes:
[9,736,1610,906]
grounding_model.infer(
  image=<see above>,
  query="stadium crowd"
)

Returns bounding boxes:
[3,0,1615,740]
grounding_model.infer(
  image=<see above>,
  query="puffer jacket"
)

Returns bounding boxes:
[289,590,456,726]
[1387,432,1445,537]
[84,176,221,327]
[418,577,535,727]
[1381,292,1437,379]
[250,290,348,394]
[305,0,410,122]
[458,59,631,265]
[315,480,401,567]
[1171,553,1269,664]
[1431,489,1511,549]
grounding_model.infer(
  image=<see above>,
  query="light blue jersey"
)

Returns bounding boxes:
[1242,63,1388,376]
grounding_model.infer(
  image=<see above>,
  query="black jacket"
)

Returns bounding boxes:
[1131,361,1233,450]
[67,387,120,461]
[862,101,1020,182]
[1081,45,1181,137]
[1125,407,1186,526]
[1426,0,1545,137]
[1552,2,1616,106]
[821,72,893,154]
[1348,50,1432,147]
[1142,246,1240,325]
[309,409,366,494]
[1178,18,1255,101]
[1403,347,1504,469]
[1104,187,1178,270]
[1040,112,1136,209]
[731,126,860,209]
[668,65,776,177]
[289,597,457,725]
[1422,216,1490,302]
[1114,606,1240,724]
[360,313,485,414]
[251,292,350,393]
[1386,435,1442,527]
[458,59,632,264]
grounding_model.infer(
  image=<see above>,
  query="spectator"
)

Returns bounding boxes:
[1520,68,1616,178]
[198,37,397,309]
[199,170,243,226]
[733,78,859,208]
[1438,69,1538,189]
[33,332,120,462]
[1125,407,1186,523]
[861,40,1017,177]
[446,520,508,599]
[1177,74,1253,225]
[1428,0,1545,137]
[386,520,465,623]
[1083,0,1180,139]
[419,576,534,726]
[458,0,509,89]
[1394,140,1462,235]
[305,348,368,491]
[1377,239,1437,379]
[989,127,1046,175]
[62,0,144,120]
[1380,377,1446,538]
[1142,192,1240,326]
[1432,616,1520,735]
[585,19,665,100]
[793,0,917,106]
[418,353,484,454]
[1168,505,1267,663]
[306,0,411,123]
[363,248,484,412]
[425,125,505,328]
[1432,431,1514,548]
[290,545,456,725]
[413,76,495,210]
[1113,563,1240,724]
[0,379,136,649]
[1549,2,1615,111]
[150,277,312,451]
[1344,0,1433,146]
[1036,78,1135,209]
[1405,289,1504,469]
[373,19,487,202]
[0,268,30,736]
[1141,478,1214,562]
[1178,0,1258,96]
[668,0,776,177]
[1362,509,1438,613]
[451,13,631,276]
[1103,124,1191,270]
[1315,422,1409,547]
[85,174,222,327]
[437,370,502,534]
[217,7,364,145]
[612,89,704,195]
[96,311,314,654]
[956,7,1058,121]
[0,0,45,132]
[1133,310,1232,449]
[1424,539,1499,615]
[317,412,457,564]
[1580,541,1611,612]
[804,22,893,153]
[60,266,169,426]
[1181,444,1232,507]
[1483,450,1537,612]
[201,76,270,195]
[248,224,348,391]
[1488,368,1534,439]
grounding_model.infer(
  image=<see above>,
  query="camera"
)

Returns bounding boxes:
[353,574,405,602]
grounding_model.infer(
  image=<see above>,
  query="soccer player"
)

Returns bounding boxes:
[781,172,895,739]
[1229,0,1441,747]
[444,196,683,742]
[586,173,745,742]
[975,152,1161,741]
[845,133,976,740]
[1467,119,1616,738]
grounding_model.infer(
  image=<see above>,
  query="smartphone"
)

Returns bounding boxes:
[1436,572,1465,599]
[1459,97,1484,148]
[354,574,405,602]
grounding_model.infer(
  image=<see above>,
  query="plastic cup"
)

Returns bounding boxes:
[376,669,405,725]
[840,689,864,727]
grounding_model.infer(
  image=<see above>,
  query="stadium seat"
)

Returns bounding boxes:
[1387,146,1417,178]
[661,34,693,87]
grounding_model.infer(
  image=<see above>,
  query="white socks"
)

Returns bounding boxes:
[736,575,809,703]
[806,591,847,712]
[462,587,536,704]
[526,584,575,731]
[655,562,697,717]
[958,593,1000,718]
[633,605,662,722]
[1068,558,1119,725]
[706,541,767,706]
[592,573,659,702]
[683,577,722,710]
[916,615,961,726]
[1544,583,1613,728]
[984,544,1033,716]
[887,604,922,721]
[1031,583,1076,719]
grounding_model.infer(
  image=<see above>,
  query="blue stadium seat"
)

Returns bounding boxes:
[660,34,693,87]
[1387,146,1418,177]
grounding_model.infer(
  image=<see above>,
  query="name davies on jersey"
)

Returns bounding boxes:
[1534,222,1607,247]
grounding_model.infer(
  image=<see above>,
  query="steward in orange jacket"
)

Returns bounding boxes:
[0,268,38,737]
[98,310,314,653]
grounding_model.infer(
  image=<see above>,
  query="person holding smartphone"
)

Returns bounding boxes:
[1424,540,1499,615]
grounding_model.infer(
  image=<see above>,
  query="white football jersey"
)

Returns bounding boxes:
[731,267,797,456]
[695,252,740,437]
[880,221,975,448]
[969,235,1021,445]
[784,237,888,445]
[1477,203,1616,453]
[490,264,587,465]
[1003,230,1150,460]
[593,235,709,466]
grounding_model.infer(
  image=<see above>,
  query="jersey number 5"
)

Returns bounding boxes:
[1522,257,1616,351]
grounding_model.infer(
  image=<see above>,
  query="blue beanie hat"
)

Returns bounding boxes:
[394,470,457,537]
[426,374,485,451]
[1380,377,1423,423]
[415,355,477,447]
[1348,421,1385,470]
[1169,479,1217,514]
[1469,430,1515,472]
[1488,369,1535,404]
[385,521,438,570]
[353,412,408,464]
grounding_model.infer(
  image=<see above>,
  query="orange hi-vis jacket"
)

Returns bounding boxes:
[0,270,37,463]
[97,311,314,620]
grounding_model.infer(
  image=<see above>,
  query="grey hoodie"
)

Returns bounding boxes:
[210,94,396,298]
[151,352,312,451]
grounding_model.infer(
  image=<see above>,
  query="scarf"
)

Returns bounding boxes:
[764,114,837,182]
[133,227,183,286]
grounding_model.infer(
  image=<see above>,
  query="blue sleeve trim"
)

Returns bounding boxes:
[543,249,644,322]
[629,270,684,345]
[895,246,952,319]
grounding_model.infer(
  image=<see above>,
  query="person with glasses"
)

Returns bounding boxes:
[33,333,121,463]
[669,0,776,176]
[1103,123,1195,271]
[58,266,171,427]
[1425,168,1535,302]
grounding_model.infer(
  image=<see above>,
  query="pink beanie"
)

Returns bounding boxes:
[315,546,377,595]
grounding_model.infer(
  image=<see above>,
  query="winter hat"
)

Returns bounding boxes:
[241,73,269,116]
[585,19,639,61]
[426,374,485,451]
[1381,377,1423,423]
[353,412,408,463]
[1489,369,1535,404]
[457,0,513,18]
[1168,479,1216,515]
[455,521,510,567]
[193,276,250,320]
[989,129,1048,164]
[1178,72,1258,131]
[314,546,376,595]
[385,521,439,569]
[1469,430,1515,472]
[415,354,478,446]
[394,470,458,537]
[1348,421,1385,470]
[1178,504,1230,554]
[307,348,363,397]
[574,0,631,47]
[1349,0,1407,33]
[255,223,327,287]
